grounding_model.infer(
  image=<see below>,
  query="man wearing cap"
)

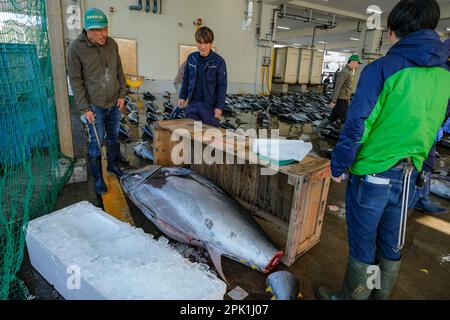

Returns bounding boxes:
[67,8,126,195]
[316,55,362,133]
[317,0,450,300]
[329,55,363,124]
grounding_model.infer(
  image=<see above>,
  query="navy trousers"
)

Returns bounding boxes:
[185,101,219,127]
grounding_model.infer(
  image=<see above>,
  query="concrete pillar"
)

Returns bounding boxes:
[46,0,74,159]
[48,0,88,184]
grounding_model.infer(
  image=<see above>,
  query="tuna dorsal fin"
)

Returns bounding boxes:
[206,244,229,285]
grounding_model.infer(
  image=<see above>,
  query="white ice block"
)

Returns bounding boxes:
[252,139,313,162]
[25,201,227,300]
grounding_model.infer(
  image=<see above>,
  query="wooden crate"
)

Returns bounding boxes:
[153,119,331,266]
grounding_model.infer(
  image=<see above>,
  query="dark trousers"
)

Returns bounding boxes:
[329,99,349,123]
[423,143,436,173]
[185,101,219,127]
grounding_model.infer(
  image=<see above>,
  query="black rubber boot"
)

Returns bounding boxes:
[415,171,447,214]
[316,255,375,300]
[107,143,125,177]
[88,157,107,195]
[370,256,401,300]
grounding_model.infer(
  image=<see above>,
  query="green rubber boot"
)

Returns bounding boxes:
[316,255,375,300]
[370,256,401,300]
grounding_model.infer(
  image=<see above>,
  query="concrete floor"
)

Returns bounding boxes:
[18,101,450,300]
[20,163,450,300]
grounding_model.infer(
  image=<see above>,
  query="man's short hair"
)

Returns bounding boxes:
[388,0,440,39]
[195,27,214,44]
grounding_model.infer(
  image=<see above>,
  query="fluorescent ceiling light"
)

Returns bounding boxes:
[274,44,286,48]
[293,43,301,46]
[277,26,290,30]
[350,37,360,41]
[447,27,450,31]
[318,40,327,44]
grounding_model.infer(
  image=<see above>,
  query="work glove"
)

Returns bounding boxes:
[443,118,450,134]
[436,127,444,142]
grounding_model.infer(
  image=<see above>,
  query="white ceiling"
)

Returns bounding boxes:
[268,0,450,17]
[289,0,409,17]
[268,0,450,53]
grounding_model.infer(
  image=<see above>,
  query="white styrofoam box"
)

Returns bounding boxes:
[252,139,313,162]
[26,201,227,300]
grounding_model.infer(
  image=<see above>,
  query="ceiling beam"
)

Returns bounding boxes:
[276,20,361,40]
[320,41,360,50]
[287,1,368,21]
[268,1,450,20]
[318,42,394,53]
[264,0,292,5]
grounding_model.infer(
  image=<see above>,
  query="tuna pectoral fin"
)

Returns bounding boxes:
[206,244,229,285]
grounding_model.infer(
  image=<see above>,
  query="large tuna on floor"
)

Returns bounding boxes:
[430,179,450,200]
[120,165,283,282]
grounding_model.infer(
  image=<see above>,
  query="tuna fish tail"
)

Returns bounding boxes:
[206,244,229,285]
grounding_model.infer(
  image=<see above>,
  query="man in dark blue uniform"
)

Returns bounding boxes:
[415,38,450,215]
[178,27,227,127]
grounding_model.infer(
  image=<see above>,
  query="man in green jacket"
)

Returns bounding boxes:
[317,0,450,300]
[67,8,126,194]
[317,56,362,133]
[328,55,362,124]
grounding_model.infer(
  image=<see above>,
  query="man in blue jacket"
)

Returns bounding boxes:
[317,0,450,300]
[415,38,450,215]
[178,27,227,127]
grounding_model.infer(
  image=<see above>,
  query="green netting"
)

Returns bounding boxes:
[1,0,74,299]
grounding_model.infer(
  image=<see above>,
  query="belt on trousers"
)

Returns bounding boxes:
[392,158,412,170]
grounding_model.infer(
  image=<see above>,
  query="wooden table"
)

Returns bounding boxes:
[153,119,331,266]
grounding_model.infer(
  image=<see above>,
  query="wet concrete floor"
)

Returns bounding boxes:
[19,95,450,300]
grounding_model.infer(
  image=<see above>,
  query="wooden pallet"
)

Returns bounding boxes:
[153,119,331,266]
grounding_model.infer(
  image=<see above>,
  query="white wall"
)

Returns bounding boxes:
[62,0,276,94]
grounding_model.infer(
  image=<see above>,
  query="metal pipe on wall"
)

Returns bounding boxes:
[278,4,336,28]
[279,12,336,27]
[242,0,254,30]
[268,4,336,45]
